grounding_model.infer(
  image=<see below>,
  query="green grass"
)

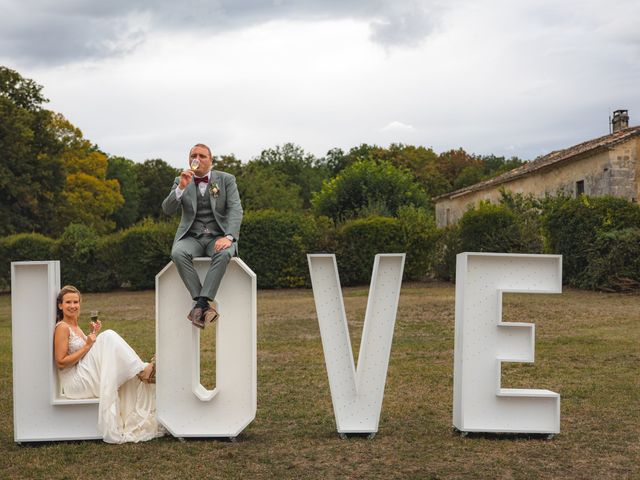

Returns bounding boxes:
[0,283,638,479]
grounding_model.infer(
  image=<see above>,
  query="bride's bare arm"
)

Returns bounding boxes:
[53,323,96,369]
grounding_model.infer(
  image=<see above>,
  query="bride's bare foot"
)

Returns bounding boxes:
[137,362,156,384]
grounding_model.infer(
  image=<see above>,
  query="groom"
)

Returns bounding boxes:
[162,143,243,328]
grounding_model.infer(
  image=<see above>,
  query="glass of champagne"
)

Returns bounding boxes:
[90,310,99,333]
[190,158,200,171]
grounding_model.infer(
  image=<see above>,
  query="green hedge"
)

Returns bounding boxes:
[543,196,640,284]
[432,202,541,282]
[239,210,334,288]
[0,233,56,291]
[4,195,639,292]
[577,228,640,291]
[397,206,439,281]
[335,216,405,286]
[56,224,119,292]
[109,220,176,290]
[432,225,461,282]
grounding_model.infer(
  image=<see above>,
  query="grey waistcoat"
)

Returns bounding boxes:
[189,190,222,237]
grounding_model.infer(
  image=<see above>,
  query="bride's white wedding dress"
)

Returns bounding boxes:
[56,323,164,443]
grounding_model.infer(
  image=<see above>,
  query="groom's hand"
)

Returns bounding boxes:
[178,170,194,189]
[214,237,232,252]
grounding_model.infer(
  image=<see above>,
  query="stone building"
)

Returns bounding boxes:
[434,110,640,227]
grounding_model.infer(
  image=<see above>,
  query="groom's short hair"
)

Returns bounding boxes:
[191,143,212,158]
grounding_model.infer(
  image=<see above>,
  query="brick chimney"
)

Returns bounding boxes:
[611,109,629,133]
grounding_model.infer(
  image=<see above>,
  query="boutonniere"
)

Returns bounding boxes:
[209,182,220,198]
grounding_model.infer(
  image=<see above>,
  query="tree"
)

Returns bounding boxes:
[136,159,180,220]
[322,147,349,176]
[437,148,481,186]
[0,66,48,110]
[107,156,141,229]
[214,153,243,177]
[49,114,124,233]
[339,143,451,200]
[255,143,328,209]
[237,162,303,211]
[480,154,525,177]
[312,160,430,221]
[0,67,65,235]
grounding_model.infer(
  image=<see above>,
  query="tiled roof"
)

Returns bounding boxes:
[435,125,640,201]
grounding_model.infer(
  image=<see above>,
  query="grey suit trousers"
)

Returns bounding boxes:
[171,234,237,301]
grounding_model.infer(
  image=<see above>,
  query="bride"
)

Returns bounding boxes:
[53,285,164,443]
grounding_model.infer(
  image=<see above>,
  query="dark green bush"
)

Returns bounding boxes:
[312,160,430,221]
[576,228,640,291]
[543,196,640,283]
[335,216,404,286]
[109,220,175,290]
[0,233,56,291]
[240,210,331,288]
[56,224,118,292]
[432,225,461,282]
[432,196,545,282]
[397,206,439,281]
[458,202,523,253]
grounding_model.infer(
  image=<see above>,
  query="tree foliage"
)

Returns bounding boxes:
[107,156,141,230]
[255,143,329,209]
[237,162,303,211]
[135,159,180,220]
[312,160,429,221]
[50,113,124,233]
[0,67,65,235]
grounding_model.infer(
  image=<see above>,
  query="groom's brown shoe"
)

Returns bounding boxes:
[203,305,219,324]
[188,307,206,329]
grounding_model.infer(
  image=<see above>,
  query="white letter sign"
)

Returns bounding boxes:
[308,253,405,435]
[12,261,101,442]
[156,257,257,439]
[453,253,562,434]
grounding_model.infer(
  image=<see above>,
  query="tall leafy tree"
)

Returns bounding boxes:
[255,143,329,209]
[237,161,303,211]
[339,143,451,199]
[0,66,65,235]
[214,153,243,177]
[107,156,141,229]
[136,159,180,220]
[50,113,124,233]
[312,160,429,221]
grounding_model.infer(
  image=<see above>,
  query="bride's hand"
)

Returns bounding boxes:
[90,320,102,335]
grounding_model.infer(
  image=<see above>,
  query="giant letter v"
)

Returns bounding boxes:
[308,254,405,435]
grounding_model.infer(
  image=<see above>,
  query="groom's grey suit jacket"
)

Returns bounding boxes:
[162,169,243,245]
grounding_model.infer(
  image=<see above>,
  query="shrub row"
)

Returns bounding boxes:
[431,195,640,290]
[3,196,637,292]
[0,209,438,292]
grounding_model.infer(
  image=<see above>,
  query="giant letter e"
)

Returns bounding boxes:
[453,253,562,434]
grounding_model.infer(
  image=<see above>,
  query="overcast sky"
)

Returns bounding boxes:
[1,0,639,168]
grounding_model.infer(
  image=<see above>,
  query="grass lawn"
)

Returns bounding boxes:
[0,282,638,479]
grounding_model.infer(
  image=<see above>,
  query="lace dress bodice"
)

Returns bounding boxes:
[56,323,87,386]
[67,326,87,354]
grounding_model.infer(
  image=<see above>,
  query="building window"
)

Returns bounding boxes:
[576,180,585,196]
[445,208,451,226]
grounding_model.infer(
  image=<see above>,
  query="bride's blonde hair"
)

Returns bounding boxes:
[56,285,82,322]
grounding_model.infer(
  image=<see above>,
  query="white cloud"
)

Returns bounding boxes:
[381,121,415,132]
[1,0,638,168]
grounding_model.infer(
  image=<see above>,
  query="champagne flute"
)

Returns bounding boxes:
[90,310,99,333]
[190,158,200,171]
